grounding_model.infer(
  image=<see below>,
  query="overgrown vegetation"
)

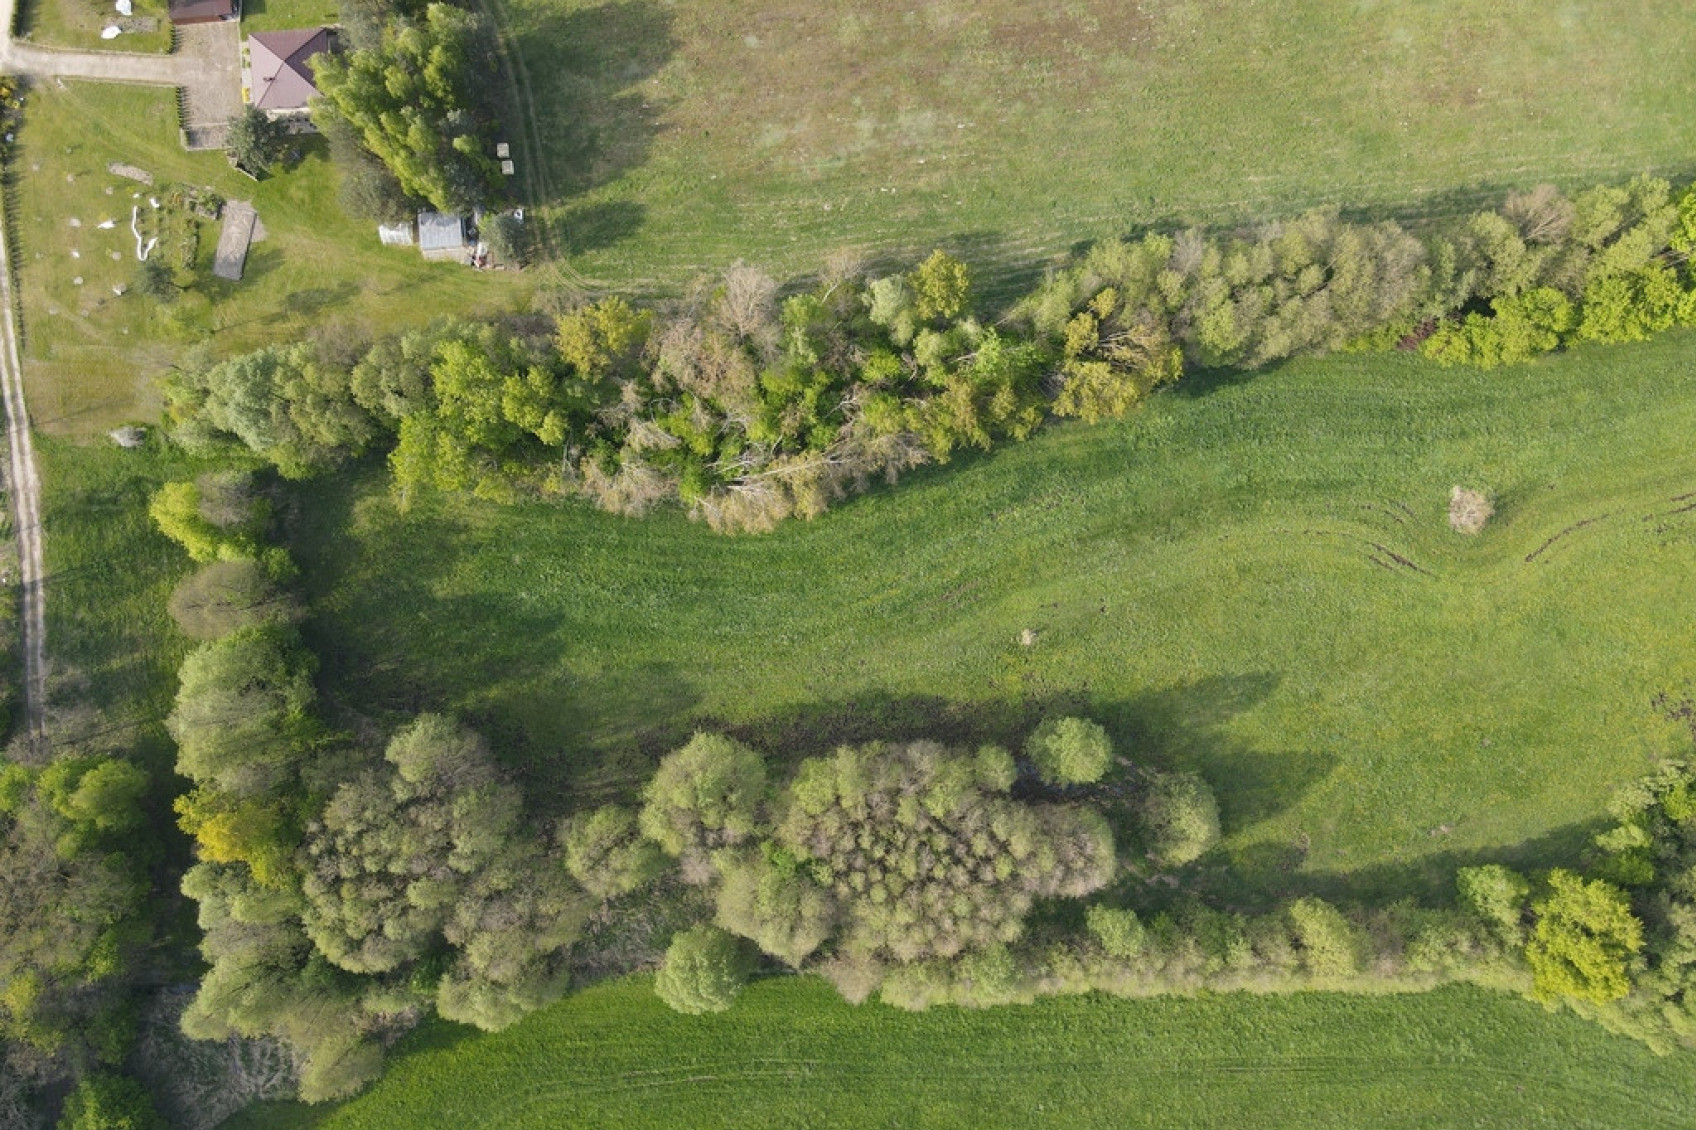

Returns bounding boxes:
[164,175,1696,532]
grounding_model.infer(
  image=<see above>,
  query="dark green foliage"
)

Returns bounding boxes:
[56,1074,164,1130]
[559,805,669,900]
[639,733,768,871]
[167,558,298,640]
[226,106,289,177]
[312,4,501,212]
[132,258,175,303]
[653,925,752,1015]
[480,214,530,268]
[1025,716,1113,785]
[1139,771,1220,866]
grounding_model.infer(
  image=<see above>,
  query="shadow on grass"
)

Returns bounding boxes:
[516,1,676,200]
[557,199,647,257]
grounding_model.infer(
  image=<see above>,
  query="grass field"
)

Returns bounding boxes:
[36,436,200,765]
[501,0,1696,297]
[225,977,1696,1130]
[14,0,171,54]
[293,332,1696,906]
[10,81,529,438]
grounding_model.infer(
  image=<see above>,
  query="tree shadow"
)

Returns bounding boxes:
[513,1,676,202]
[557,199,647,256]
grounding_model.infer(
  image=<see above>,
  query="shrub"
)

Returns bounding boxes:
[639,733,768,867]
[1288,897,1365,978]
[1140,771,1220,866]
[1086,905,1147,959]
[1526,869,1643,1004]
[559,805,668,900]
[1025,716,1114,785]
[56,1074,165,1130]
[654,926,751,1015]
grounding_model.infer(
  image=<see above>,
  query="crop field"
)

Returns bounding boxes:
[227,977,1696,1130]
[501,0,1696,296]
[9,82,527,438]
[293,332,1696,905]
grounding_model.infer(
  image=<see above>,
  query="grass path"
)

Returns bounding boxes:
[226,977,1696,1130]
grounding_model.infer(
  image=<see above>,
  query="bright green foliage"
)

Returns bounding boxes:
[165,625,316,797]
[1456,865,1530,947]
[639,733,769,865]
[0,771,146,1055]
[1577,264,1685,343]
[56,1074,164,1130]
[763,740,1115,964]
[1288,897,1366,978]
[1086,905,1147,959]
[1421,287,1575,368]
[559,805,669,901]
[909,251,971,323]
[1025,716,1113,785]
[148,472,268,563]
[653,926,752,1015]
[311,4,500,212]
[1526,870,1642,1004]
[1139,771,1220,866]
[388,326,579,505]
[174,786,296,888]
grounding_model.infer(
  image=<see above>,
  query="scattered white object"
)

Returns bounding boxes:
[130,206,154,260]
[148,197,160,209]
[67,217,81,228]
[115,0,132,13]
[72,276,83,285]
[111,284,126,297]
[97,219,115,229]
[110,251,121,261]
[69,250,79,259]
[100,25,121,38]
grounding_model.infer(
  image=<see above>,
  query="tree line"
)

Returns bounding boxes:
[161,175,1696,532]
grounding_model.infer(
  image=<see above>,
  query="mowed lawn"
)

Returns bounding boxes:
[10,82,528,439]
[296,333,1696,904]
[503,0,1696,296]
[228,977,1696,1130]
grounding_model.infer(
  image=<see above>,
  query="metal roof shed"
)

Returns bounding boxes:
[417,211,469,262]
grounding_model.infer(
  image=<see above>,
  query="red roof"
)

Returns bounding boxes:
[169,0,234,23]
[248,28,332,111]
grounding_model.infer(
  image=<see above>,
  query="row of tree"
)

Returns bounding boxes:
[148,472,597,1101]
[162,176,1696,531]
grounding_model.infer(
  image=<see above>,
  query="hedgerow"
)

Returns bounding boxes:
[162,175,1696,531]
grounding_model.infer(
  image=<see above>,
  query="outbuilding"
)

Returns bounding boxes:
[417,211,470,263]
[169,0,237,25]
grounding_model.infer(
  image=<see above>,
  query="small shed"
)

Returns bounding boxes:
[169,0,236,25]
[377,221,415,247]
[417,211,470,263]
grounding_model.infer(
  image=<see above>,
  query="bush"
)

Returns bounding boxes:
[638,733,768,867]
[1140,771,1220,865]
[559,805,668,900]
[1025,716,1114,785]
[1288,897,1365,978]
[57,1074,165,1130]
[1526,870,1643,1004]
[654,926,751,1015]
[1086,905,1146,959]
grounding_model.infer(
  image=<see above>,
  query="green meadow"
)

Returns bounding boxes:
[228,977,1696,1130]
[293,334,1696,905]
